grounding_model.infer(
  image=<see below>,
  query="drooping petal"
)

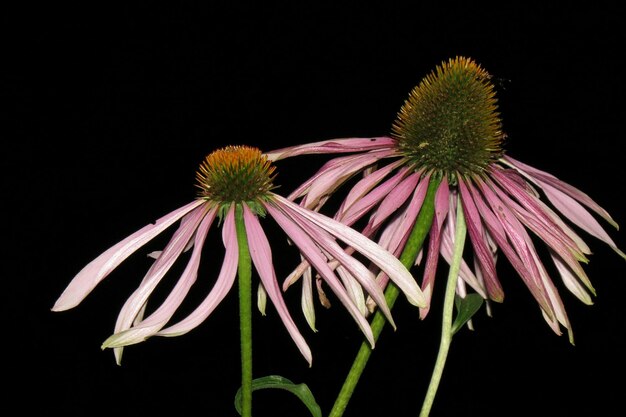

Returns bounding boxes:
[101,208,218,348]
[487,173,596,294]
[439,193,487,298]
[157,205,239,337]
[265,136,397,161]
[265,202,376,347]
[550,251,594,305]
[535,178,624,259]
[490,168,588,260]
[337,167,413,227]
[364,177,429,307]
[273,194,426,308]
[243,204,313,366]
[301,262,317,331]
[419,177,449,318]
[458,179,503,301]
[52,200,205,311]
[503,155,620,230]
[280,203,395,327]
[108,204,209,363]
[474,179,556,319]
[367,171,421,231]
[337,159,406,217]
[296,149,397,210]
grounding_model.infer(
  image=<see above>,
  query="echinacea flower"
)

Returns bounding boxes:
[267,57,625,341]
[52,145,425,366]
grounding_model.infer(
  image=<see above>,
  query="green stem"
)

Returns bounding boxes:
[235,203,253,417]
[328,176,442,417]
[419,194,466,417]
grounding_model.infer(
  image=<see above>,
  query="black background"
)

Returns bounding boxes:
[4,3,625,416]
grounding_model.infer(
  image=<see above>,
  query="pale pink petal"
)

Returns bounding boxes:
[337,160,406,219]
[335,265,368,317]
[419,177,449,318]
[491,168,587,259]
[52,200,205,311]
[298,149,397,209]
[280,204,395,327]
[367,171,420,231]
[265,136,397,161]
[338,167,413,228]
[550,252,594,305]
[503,155,619,230]
[101,208,218,348]
[536,179,624,259]
[108,206,209,363]
[273,194,426,308]
[458,179,503,301]
[527,238,573,342]
[439,195,487,298]
[488,173,595,293]
[475,179,556,319]
[243,204,313,366]
[368,178,429,294]
[158,205,239,337]
[265,202,376,347]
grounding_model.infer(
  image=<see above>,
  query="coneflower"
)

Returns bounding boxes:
[52,145,424,368]
[267,56,624,416]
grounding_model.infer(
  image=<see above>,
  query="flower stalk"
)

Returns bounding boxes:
[235,203,253,417]
[328,176,441,417]
[419,193,467,417]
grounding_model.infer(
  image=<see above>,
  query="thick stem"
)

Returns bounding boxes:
[235,203,253,417]
[419,194,466,417]
[328,176,442,417]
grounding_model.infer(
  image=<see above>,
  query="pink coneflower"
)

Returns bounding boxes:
[268,57,625,341]
[52,146,424,366]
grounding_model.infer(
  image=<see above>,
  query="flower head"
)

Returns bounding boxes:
[268,57,624,341]
[53,145,423,366]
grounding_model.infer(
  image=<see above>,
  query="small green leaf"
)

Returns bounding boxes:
[450,293,484,335]
[234,375,322,417]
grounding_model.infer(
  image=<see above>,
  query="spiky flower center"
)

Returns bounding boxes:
[391,56,505,178]
[196,146,276,206]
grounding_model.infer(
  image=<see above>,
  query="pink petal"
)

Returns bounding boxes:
[458,179,503,301]
[338,159,406,217]
[243,204,313,366]
[108,205,209,363]
[488,173,595,293]
[265,202,376,348]
[52,200,205,311]
[504,155,619,230]
[265,136,397,161]
[273,194,426,308]
[280,202,396,327]
[419,177,449,318]
[298,149,397,209]
[158,205,239,337]
[550,252,593,305]
[102,208,217,347]
[367,171,420,231]
[475,179,556,319]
